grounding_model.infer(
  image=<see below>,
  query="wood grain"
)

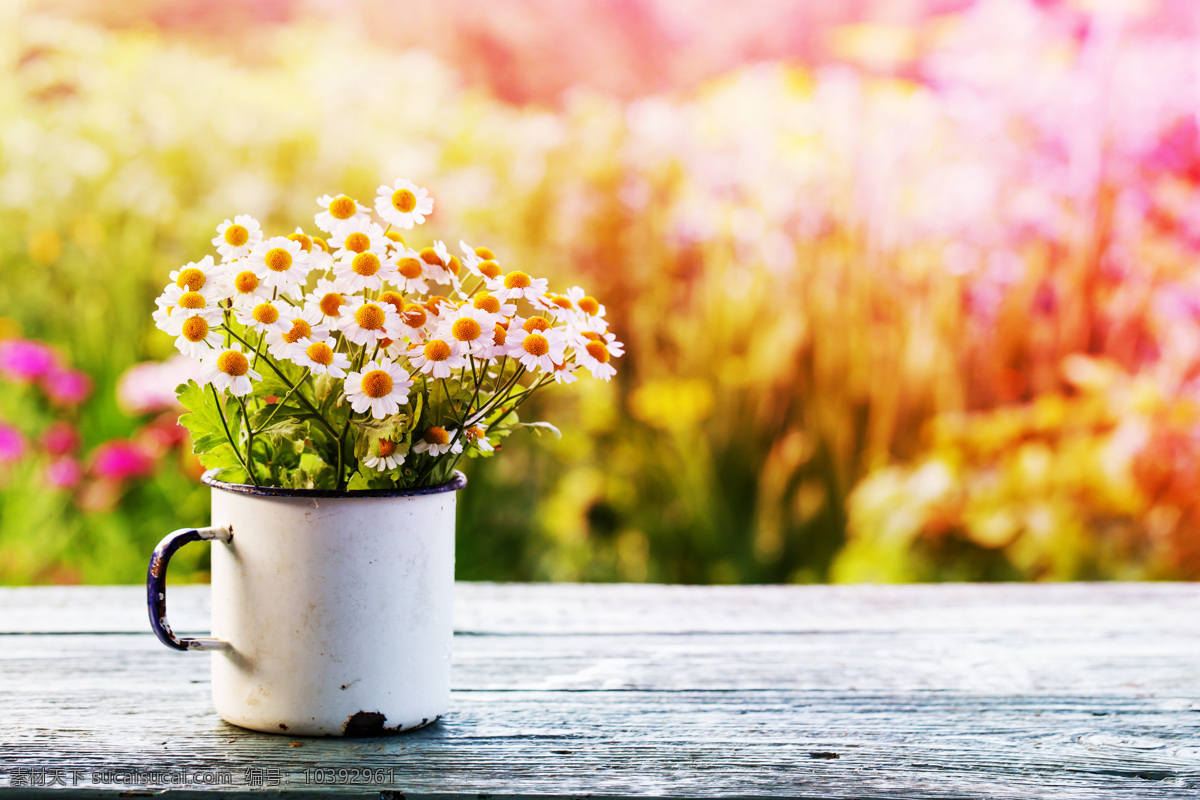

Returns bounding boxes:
[1,584,1198,798]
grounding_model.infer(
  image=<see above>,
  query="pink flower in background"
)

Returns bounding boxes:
[41,422,81,456]
[91,440,155,482]
[0,422,26,464]
[0,339,56,382]
[118,355,202,415]
[41,366,93,406]
[45,457,83,489]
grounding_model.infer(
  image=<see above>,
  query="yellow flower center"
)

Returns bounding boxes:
[504,271,532,290]
[424,339,452,361]
[178,291,206,310]
[465,426,486,441]
[224,225,249,247]
[329,196,357,220]
[217,350,249,377]
[355,303,386,331]
[447,255,462,275]
[361,369,394,399]
[288,232,313,252]
[175,268,206,291]
[475,246,496,260]
[523,317,550,334]
[391,189,417,213]
[319,292,344,317]
[283,319,312,344]
[305,341,334,366]
[578,296,601,315]
[522,333,550,357]
[452,317,482,342]
[478,261,501,279]
[581,331,601,341]
[473,294,501,314]
[344,232,370,254]
[398,257,423,280]
[253,303,279,325]
[419,247,444,267]
[378,439,397,457]
[352,252,381,277]
[586,341,610,363]
[424,426,450,445]
[551,295,573,310]
[312,236,330,253]
[264,247,292,272]
[379,291,405,313]
[492,323,508,346]
[401,303,427,328]
[234,271,259,293]
[385,231,406,246]
[181,316,209,343]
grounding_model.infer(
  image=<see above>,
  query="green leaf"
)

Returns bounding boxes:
[177,380,248,477]
[518,421,562,438]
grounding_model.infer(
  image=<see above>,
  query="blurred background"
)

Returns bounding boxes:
[3,0,1200,585]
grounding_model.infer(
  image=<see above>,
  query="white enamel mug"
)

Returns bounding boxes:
[147,470,465,737]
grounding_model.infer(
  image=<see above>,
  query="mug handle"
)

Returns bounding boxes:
[147,526,232,652]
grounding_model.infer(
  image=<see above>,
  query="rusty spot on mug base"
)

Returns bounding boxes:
[342,711,441,737]
[278,723,288,731]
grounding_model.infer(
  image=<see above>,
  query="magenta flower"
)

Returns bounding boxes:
[0,339,56,382]
[45,457,83,489]
[0,422,26,464]
[91,440,155,482]
[41,422,81,456]
[41,366,93,406]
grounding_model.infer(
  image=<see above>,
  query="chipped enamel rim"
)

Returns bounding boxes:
[201,468,467,499]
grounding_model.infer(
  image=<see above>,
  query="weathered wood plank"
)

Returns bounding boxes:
[1,585,1198,798]
[3,582,1200,635]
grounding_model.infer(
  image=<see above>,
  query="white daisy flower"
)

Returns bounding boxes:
[574,336,618,381]
[393,250,430,294]
[417,241,457,286]
[436,305,502,358]
[212,216,263,262]
[408,338,468,379]
[565,285,607,323]
[412,426,462,457]
[154,284,225,329]
[233,298,290,334]
[363,438,404,471]
[533,292,578,322]
[510,327,568,373]
[199,344,261,396]
[388,301,432,344]
[290,337,351,378]
[571,328,624,358]
[374,179,433,230]
[486,270,550,302]
[169,255,229,297]
[265,303,329,359]
[344,359,413,420]
[227,261,272,307]
[329,221,388,259]
[314,193,371,234]
[470,291,517,319]
[333,248,399,293]
[305,278,352,324]
[339,299,400,346]
[287,228,334,274]
[551,359,579,384]
[248,237,310,295]
[458,240,502,279]
[168,313,225,359]
[463,425,494,453]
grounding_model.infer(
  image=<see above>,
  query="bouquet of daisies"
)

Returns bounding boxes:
[153,180,621,490]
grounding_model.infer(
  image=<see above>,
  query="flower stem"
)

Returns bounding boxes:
[210,384,258,486]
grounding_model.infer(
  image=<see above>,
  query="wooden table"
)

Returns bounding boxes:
[1,583,1198,798]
